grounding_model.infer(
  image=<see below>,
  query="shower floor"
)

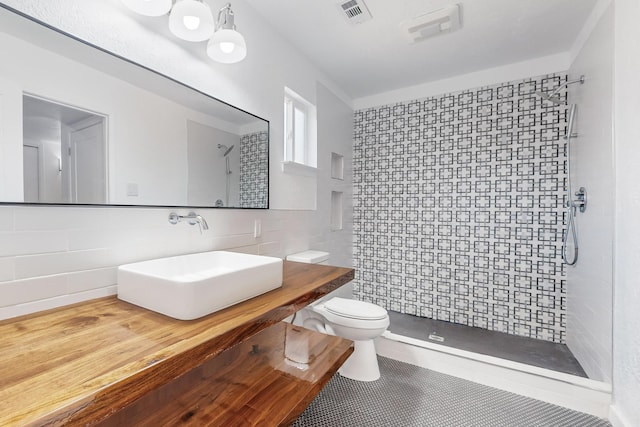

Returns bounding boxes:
[387,311,587,378]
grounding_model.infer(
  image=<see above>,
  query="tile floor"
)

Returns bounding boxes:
[293,357,609,427]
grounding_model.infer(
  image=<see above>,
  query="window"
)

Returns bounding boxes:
[284,87,316,171]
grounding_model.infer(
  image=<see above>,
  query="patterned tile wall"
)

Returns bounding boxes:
[239,130,269,208]
[353,74,569,343]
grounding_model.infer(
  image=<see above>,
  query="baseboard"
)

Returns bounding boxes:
[376,332,612,419]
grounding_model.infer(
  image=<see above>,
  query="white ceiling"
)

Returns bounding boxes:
[244,0,599,99]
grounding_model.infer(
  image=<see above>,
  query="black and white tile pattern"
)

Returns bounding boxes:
[353,74,569,343]
[293,357,610,427]
[239,130,269,208]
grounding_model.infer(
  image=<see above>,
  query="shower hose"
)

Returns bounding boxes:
[562,205,578,265]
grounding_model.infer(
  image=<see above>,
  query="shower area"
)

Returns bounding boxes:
[186,121,268,208]
[352,70,613,382]
[218,143,235,207]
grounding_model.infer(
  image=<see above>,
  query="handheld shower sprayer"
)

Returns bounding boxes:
[534,75,586,265]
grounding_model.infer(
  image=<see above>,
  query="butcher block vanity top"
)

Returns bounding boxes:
[0,261,354,426]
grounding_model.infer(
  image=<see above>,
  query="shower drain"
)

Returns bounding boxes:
[428,333,445,342]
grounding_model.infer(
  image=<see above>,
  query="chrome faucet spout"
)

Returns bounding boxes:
[168,212,209,233]
[191,214,209,231]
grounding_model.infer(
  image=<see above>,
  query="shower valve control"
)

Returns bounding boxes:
[572,187,587,213]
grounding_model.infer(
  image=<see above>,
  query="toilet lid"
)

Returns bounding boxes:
[324,297,388,320]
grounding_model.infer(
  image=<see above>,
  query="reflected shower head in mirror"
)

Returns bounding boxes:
[535,75,585,105]
[217,143,234,156]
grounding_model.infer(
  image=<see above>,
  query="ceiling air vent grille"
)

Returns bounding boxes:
[338,0,372,25]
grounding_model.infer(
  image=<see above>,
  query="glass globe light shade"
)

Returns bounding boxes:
[169,0,215,42]
[207,29,247,63]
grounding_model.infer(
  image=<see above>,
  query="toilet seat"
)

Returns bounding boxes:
[311,297,390,330]
[324,297,388,320]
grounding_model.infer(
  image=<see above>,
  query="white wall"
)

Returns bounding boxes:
[0,74,23,201]
[315,82,354,297]
[0,1,354,320]
[566,2,614,383]
[23,116,64,203]
[187,121,240,207]
[611,0,640,425]
[40,139,63,202]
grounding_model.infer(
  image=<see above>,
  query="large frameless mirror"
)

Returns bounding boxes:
[0,4,269,209]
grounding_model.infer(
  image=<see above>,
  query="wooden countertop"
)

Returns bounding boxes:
[0,261,354,426]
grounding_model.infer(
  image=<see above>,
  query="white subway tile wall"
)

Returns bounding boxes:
[353,74,569,343]
[566,4,614,382]
[0,258,15,283]
[0,206,352,321]
[0,231,68,257]
[0,209,15,231]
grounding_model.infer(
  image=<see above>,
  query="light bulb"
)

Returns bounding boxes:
[169,0,215,42]
[219,42,235,54]
[207,28,246,63]
[183,15,201,30]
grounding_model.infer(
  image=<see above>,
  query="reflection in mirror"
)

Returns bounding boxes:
[0,5,268,209]
[187,120,268,208]
[23,95,107,204]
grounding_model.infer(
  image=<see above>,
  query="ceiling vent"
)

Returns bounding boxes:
[337,0,372,25]
[400,4,461,43]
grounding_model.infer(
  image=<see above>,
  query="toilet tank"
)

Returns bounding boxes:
[286,250,330,265]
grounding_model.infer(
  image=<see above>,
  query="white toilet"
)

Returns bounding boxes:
[286,251,390,382]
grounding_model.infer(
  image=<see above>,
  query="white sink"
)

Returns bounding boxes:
[117,251,283,320]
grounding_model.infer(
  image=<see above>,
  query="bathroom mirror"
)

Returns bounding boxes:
[0,5,269,209]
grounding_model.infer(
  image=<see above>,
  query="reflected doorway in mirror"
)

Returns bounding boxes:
[22,95,107,204]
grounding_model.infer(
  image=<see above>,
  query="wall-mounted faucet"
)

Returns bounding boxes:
[168,212,209,234]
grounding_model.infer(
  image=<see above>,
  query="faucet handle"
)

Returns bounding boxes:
[168,212,209,233]
[168,212,180,225]
[186,212,199,226]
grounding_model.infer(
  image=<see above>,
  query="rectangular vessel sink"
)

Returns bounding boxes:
[117,251,283,320]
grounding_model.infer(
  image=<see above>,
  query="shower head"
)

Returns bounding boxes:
[535,75,585,105]
[536,92,564,105]
[217,143,234,156]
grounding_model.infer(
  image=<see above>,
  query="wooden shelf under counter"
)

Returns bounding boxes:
[0,261,354,426]
[97,322,353,427]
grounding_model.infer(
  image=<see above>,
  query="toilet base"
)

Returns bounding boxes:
[338,339,381,382]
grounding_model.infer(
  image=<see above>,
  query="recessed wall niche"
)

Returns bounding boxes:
[331,191,343,231]
[331,152,344,180]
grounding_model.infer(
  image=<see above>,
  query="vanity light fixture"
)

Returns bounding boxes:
[121,0,246,63]
[207,3,247,63]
